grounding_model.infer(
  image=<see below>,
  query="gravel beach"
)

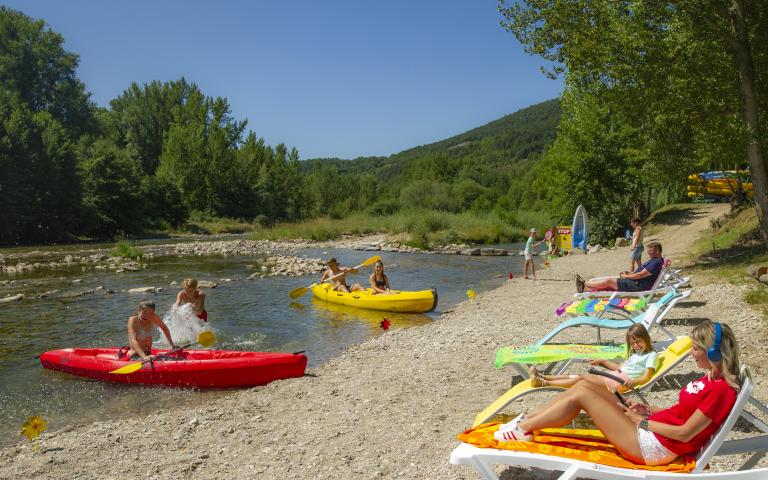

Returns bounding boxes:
[3,204,767,480]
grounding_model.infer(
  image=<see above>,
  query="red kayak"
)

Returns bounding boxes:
[39,348,307,388]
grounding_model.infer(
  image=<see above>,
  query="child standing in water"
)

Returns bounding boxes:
[175,278,208,322]
[530,324,657,392]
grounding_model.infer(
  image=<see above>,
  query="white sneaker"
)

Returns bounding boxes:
[498,412,526,432]
[494,413,533,442]
[494,424,533,442]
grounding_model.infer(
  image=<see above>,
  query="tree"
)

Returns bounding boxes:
[79,139,144,235]
[0,7,95,137]
[0,92,81,243]
[498,0,768,245]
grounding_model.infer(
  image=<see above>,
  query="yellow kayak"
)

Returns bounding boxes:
[311,284,438,313]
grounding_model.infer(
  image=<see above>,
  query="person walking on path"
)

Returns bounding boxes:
[523,228,545,280]
[629,218,644,272]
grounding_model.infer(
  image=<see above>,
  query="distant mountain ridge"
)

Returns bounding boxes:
[302,99,561,178]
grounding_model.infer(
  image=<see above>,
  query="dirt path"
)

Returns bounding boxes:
[2,204,765,480]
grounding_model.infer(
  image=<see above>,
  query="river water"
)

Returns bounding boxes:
[0,242,535,444]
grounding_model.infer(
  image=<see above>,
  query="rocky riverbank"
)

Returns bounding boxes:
[3,206,766,479]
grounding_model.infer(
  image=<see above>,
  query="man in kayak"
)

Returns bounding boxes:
[320,258,363,293]
[583,242,664,292]
[175,278,208,322]
[126,300,177,361]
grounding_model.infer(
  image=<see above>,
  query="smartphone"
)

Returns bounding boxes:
[614,391,628,407]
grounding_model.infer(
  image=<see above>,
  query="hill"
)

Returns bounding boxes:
[298,99,561,219]
[302,99,560,181]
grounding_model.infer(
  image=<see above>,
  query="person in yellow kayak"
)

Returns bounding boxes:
[320,258,363,293]
[125,300,177,361]
[369,260,391,294]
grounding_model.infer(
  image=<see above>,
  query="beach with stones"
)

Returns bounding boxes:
[2,204,767,479]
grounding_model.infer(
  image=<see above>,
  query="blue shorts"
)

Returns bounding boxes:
[630,245,644,261]
[617,278,644,292]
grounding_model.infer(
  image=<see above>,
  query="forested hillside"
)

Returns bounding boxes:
[301,100,560,219]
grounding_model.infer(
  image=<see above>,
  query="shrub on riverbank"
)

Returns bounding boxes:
[249,209,552,246]
[111,240,143,260]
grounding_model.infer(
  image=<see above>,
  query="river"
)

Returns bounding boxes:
[0,241,537,445]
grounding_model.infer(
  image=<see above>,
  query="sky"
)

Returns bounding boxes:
[3,1,563,159]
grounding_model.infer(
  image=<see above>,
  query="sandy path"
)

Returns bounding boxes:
[2,203,766,480]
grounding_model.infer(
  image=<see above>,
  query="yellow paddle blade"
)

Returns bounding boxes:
[288,286,309,299]
[359,255,382,267]
[197,330,216,348]
[110,360,144,375]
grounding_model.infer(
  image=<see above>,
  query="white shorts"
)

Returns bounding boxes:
[637,427,677,465]
[524,253,533,261]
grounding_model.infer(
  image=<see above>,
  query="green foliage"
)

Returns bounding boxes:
[0,91,83,243]
[498,0,768,245]
[249,209,549,246]
[111,238,143,260]
[79,139,144,236]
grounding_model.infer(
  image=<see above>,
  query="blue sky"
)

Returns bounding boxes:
[3,1,562,159]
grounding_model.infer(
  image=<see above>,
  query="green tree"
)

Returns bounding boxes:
[499,0,768,245]
[0,92,81,243]
[0,7,95,137]
[79,139,144,235]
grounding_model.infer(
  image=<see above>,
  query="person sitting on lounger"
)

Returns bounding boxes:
[584,242,664,292]
[530,324,656,392]
[495,320,740,466]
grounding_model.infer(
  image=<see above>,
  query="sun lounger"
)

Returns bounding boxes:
[479,336,692,427]
[495,289,687,380]
[452,366,768,479]
[573,260,690,301]
[537,289,688,345]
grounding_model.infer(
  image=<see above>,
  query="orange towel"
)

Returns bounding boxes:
[457,423,696,473]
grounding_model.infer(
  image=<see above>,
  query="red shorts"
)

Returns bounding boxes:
[196,310,208,322]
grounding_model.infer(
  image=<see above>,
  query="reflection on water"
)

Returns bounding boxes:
[0,242,532,445]
[311,297,433,332]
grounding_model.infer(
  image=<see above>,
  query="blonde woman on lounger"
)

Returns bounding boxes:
[495,320,740,467]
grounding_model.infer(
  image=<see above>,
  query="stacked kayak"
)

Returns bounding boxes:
[311,284,438,313]
[39,348,307,388]
[686,171,752,200]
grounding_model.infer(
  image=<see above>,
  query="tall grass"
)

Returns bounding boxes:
[249,209,553,246]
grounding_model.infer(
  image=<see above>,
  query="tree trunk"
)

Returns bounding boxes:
[726,0,768,247]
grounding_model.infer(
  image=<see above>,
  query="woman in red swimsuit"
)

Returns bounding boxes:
[495,320,741,466]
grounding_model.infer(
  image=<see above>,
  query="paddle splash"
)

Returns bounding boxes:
[163,303,210,346]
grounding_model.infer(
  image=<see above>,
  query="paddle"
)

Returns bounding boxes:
[110,330,216,374]
[587,368,648,405]
[288,255,381,299]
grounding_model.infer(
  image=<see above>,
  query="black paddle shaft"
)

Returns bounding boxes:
[587,368,649,405]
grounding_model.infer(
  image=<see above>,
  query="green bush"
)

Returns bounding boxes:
[111,239,143,259]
